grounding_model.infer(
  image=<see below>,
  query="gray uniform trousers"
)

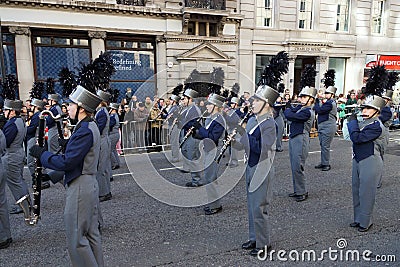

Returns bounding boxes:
[352,154,382,228]
[64,174,104,267]
[26,137,37,177]
[169,124,180,162]
[181,135,202,185]
[0,131,11,243]
[245,163,274,248]
[275,115,284,151]
[289,133,310,195]
[203,151,221,209]
[96,134,111,197]
[109,131,120,169]
[4,118,29,202]
[378,126,389,187]
[317,120,336,166]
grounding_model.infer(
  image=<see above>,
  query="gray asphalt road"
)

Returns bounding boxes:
[1,132,399,266]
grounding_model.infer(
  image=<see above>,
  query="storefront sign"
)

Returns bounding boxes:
[365,54,400,70]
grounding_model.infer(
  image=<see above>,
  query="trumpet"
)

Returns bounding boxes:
[215,108,253,164]
[179,110,208,148]
[17,110,62,226]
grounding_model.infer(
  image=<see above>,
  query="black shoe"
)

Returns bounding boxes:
[288,192,298,197]
[321,165,331,171]
[185,182,201,187]
[203,206,210,211]
[9,206,23,214]
[112,165,120,170]
[0,238,12,249]
[315,164,324,169]
[99,193,112,202]
[349,222,360,228]
[358,224,373,232]
[295,192,308,202]
[276,149,283,152]
[41,181,50,190]
[110,177,114,182]
[242,240,256,250]
[205,206,222,215]
[179,169,190,173]
[249,246,271,257]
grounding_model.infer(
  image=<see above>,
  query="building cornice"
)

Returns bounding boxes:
[163,34,237,44]
[0,0,242,22]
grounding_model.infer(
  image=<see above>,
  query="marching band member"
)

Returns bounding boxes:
[167,94,181,163]
[96,91,112,202]
[313,86,337,171]
[0,129,12,249]
[273,96,285,152]
[223,96,243,167]
[26,99,50,189]
[377,89,393,188]
[2,99,31,215]
[284,86,317,202]
[237,85,279,257]
[46,94,62,153]
[109,103,121,170]
[192,93,226,215]
[178,89,202,187]
[347,95,386,232]
[29,85,104,266]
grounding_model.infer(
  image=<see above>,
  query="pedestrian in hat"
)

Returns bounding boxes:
[236,85,279,257]
[192,93,226,215]
[284,86,317,202]
[29,85,104,266]
[314,86,338,171]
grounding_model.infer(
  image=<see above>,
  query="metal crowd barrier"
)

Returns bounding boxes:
[120,119,170,153]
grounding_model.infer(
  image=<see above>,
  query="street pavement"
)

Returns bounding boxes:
[1,131,399,266]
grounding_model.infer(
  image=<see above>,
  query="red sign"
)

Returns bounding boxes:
[366,55,400,70]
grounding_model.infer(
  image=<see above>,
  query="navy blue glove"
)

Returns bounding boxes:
[29,145,45,159]
[347,112,357,122]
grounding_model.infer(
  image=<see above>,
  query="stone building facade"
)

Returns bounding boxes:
[1,0,400,101]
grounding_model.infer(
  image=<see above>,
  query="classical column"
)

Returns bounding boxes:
[287,55,297,96]
[88,31,106,59]
[156,36,167,96]
[9,26,34,102]
[316,56,328,91]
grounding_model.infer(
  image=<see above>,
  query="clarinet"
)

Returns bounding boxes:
[215,108,253,164]
[179,110,208,148]
[31,110,61,225]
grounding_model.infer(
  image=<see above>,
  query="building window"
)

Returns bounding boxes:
[328,57,346,95]
[256,0,274,27]
[106,37,156,102]
[298,0,313,29]
[372,0,384,34]
[32,31,90,96]
[336,0,350,32]
[1,31,17,76]
[187,21,218,37]
[255,55,274,84]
